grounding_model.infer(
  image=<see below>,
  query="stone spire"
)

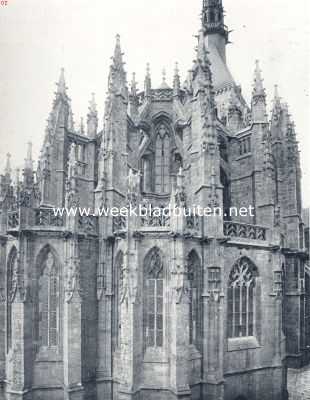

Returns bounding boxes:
[79,117,85,135]
[251,60,267,122]
[195,29,213,87]
[271,85,281,121]
[173,62,181,97]
[252,60,265,98]
[23,142,34,188]
[108,34,128,98]
[87,93,98,138]
[144,63,152,98]
[129,73,139,121]
[4,153,12,178]
[56,68,67,96]
[25,142,33,170]
[68,104,75,132]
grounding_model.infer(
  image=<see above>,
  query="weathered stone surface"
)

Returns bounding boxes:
[0,1,308,400]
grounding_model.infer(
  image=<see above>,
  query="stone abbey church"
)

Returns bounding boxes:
[0,1,309,400]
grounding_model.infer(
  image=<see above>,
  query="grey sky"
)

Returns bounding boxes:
[0,0,309,206]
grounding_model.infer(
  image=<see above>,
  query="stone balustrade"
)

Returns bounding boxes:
[224,221,267,241]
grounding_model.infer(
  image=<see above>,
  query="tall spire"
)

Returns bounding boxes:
[202,0,228,43]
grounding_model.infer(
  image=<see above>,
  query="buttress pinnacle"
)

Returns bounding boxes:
[56,68,67,95]
[5,153,12,177]
[25,142,33,170]
[252,60,265,97]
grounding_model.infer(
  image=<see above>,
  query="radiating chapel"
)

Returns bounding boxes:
[0,1,309,399]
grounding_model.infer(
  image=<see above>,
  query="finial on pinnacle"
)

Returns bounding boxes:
[174,62,179,76]
[162,68,166,83]
[89,92,97,114]
[273,85,281,108]
[131,72,137,88]
[173,62,181,96]
[79,117,85,135]
[113,33,124,66]
[274,85,280,100]
[252,59,265,96]
[57,68,67,95]
[25,142,33,170]
[131,72,138,96]
[145,63,152,96]
[15,168,20,185]
[5,153,12,176]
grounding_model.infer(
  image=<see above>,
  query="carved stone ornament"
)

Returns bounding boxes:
[65,256,82,302]
[127,168,141,206]
[120,262,129,305]
[97,262,105,301]
[171,264,190,304]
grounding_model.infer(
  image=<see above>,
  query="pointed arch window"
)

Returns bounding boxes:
[187,251,202,347]
[155,125,170,194]
[227,258,258,338]
[144,248,164,348]
[38,252,59,347]
[6,248,18,352]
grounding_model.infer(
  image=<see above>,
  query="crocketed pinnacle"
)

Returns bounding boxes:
[130,73,138,97]
[108,34,127,94]
[5,153,12,177]
[89,93,97,115]
[56,68,67,96]
[144,63,152,97]
[252,60,265,98]
[24,142,33,170]
[173,62,181,96]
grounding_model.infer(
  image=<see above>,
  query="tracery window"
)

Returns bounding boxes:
[38,252,59,347]
[144,248,164,349]
[187,251,201,347]
[227,257,258,338]
[6,248,18,352]
[155,125,170,194]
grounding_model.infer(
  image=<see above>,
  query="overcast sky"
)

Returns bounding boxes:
[0,0,309,207]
